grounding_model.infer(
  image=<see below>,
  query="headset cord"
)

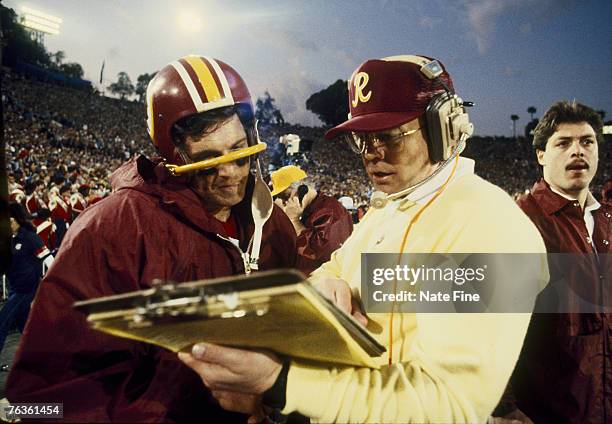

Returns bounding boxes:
[387,153,460,366]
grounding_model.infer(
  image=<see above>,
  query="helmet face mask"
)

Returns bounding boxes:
[146,56,254,165]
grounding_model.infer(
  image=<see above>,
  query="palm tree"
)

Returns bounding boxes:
[511,115,520,139]
[527,106,536,121]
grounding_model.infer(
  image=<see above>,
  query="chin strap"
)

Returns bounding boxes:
[165,142,267,176]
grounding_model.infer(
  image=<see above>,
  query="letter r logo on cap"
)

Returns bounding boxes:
[352,72,372,107]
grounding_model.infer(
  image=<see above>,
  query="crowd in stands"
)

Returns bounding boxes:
[3,69,612,255]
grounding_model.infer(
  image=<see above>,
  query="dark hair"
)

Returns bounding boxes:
[9,202,35,231]
[533,100,604,150]
[170,104,255,147]
[24,181,37,195]
[60,184,72,195]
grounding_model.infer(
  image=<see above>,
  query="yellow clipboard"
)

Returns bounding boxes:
[73,269,385,368]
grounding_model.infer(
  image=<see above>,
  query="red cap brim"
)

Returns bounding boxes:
[324,111,422,140]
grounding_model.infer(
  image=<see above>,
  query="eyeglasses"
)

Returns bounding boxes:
[343,127,421,154]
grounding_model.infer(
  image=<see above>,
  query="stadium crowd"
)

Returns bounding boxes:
[3,69,612,254]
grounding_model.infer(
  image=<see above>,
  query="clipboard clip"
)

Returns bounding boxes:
[126,283,271,328]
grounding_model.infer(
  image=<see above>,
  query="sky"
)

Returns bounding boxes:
[4,0,612,136]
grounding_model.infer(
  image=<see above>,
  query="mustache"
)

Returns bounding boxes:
[566,159,589,170]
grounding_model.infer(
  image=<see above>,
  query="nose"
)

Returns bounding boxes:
[570,140,584,157]
[362,142,385,161]
[215,160,240,177]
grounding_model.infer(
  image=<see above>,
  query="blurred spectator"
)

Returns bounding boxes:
[338,195,360,224]
[272,166,353,275]
[0,203,53,370]
[70,184,89,220]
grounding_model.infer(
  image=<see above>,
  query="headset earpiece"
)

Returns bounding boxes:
[425,92,473,162]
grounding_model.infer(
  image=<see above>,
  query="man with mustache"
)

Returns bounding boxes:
[501,101,611,423]
[6,55,297,422]
[179,55,548,423]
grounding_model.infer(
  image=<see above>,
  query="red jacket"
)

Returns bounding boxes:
[48,194,72,224]
[26,193,47,227]
[36,219,56,251]
[7,155,297,422]
[69,192,87,219]
[511,179,612,424]
[295,193,353,275]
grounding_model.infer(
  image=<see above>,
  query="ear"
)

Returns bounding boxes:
[536,149,546,167]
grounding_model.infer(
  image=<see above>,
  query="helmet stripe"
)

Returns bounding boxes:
[179,58,209,103]
[184,55,222,102]
[170,59,234,113]
[170,60,204,110]
[203,56,234,104]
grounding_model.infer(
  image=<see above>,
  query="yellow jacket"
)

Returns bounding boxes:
[283,158,547,423]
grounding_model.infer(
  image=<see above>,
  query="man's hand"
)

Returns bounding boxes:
[178,343,283,395]
[283,196,304,221]
[313,278,368,326]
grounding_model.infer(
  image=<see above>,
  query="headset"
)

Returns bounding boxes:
[369,55,475,207]
[382,55,474,162]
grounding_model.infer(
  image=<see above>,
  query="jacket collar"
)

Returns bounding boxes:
[530,178,585,215]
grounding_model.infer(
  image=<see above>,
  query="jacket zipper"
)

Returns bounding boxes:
[216,234,253,275]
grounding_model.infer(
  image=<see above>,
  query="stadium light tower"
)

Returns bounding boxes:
[19,6,63,45]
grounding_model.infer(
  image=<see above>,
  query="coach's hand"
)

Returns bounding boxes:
[313,278,368,327]
[178,343,282,398]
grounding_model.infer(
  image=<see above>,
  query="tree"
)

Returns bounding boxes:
[52,50,65,67]
[511,115,520,139]
[255,91,284,125]
[135,72,157,103]
[306,80,348,127]
[525,119,538,140]
[527,106,536,121]
[108,71,135,100]
[60,62,84,79]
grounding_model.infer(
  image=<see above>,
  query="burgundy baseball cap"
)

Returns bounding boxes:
[325,55,454,140]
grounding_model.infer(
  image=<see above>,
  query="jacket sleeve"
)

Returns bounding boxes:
[6,202,213,422]
[295,200,353,275]
[282,313,533,423]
